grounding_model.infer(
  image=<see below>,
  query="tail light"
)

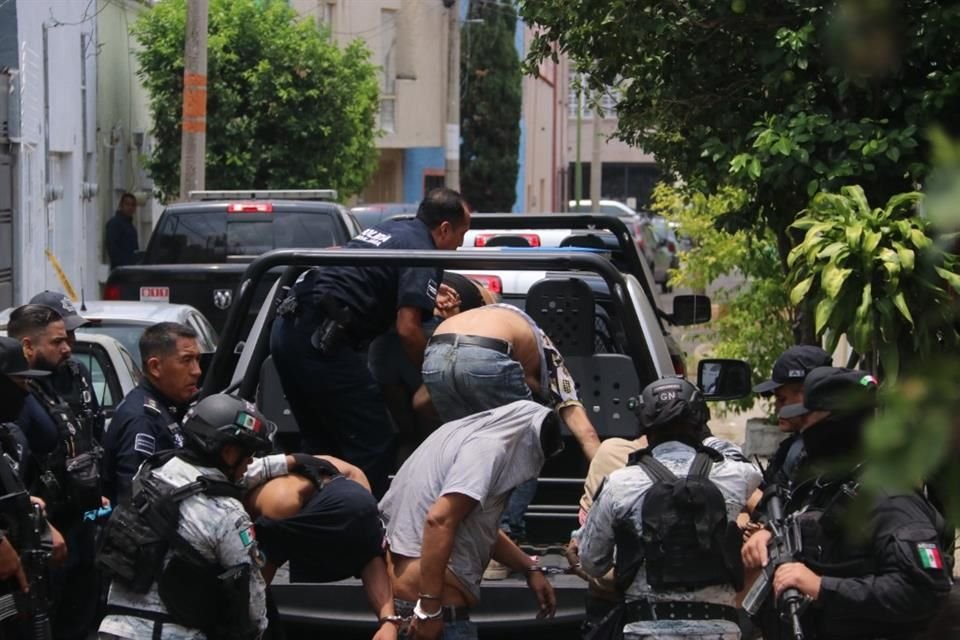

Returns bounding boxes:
[671,354,687,377]
[473,233,541,247]
[227,202,273,213]
[667,241,676,253]
[103,284,122,300]
[467,274,503,294]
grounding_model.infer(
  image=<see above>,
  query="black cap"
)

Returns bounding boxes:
[28,291,88,332]
[779,367,879,419]
[753,345,832,394]
[0,336,50,377]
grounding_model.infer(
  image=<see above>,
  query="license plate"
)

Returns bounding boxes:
[140,286,170,303]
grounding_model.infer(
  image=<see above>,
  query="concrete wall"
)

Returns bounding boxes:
[12,0,98,304]
[95,0,157,287]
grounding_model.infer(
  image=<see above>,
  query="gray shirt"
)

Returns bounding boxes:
[579,440,762,607]
[379,400,552,601]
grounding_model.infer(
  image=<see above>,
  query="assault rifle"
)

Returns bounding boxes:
[741,487,806,640]
[0,490,53,640]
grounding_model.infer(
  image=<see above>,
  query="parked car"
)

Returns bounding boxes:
[197,214,738,632]
[1,300,218,367]
[103,190,361,333]
[567,199,648,220]
[349,202,419,229]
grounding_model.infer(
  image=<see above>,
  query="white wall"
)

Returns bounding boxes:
[13,0,98,304]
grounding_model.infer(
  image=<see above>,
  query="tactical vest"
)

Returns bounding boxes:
[615,447,744,593]
[26,379,102,515]
[61,360,101,439]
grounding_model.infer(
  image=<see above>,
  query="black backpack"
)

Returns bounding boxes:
[615,447,744,592]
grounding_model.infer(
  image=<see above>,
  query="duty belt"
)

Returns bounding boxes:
[429,333,513,357]
[624,599,739,624]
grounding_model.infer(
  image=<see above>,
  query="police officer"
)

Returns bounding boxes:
[7,306,95,640]
[103,322,201,506]
[752,345,832,489]
[98,394,276,640]
[29,291,105,442]
[742,367,953,639]
[578,378,761,639]
[270,187,470,498]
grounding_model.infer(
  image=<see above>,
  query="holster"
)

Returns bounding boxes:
[308,296,355,355]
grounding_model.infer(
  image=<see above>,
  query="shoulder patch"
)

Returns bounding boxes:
[144,397,161,416]
[917,543,945,570]
[134,433,156,456]
[238,524,256,548]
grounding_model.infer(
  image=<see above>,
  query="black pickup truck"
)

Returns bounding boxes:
[199,214,752,633]
[103,190,360,332]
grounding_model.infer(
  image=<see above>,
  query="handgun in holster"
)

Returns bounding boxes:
[310,297,355,355]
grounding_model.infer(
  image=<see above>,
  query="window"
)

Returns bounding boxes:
[567,71,592,120]
[317,1,335,31]
[379,9,398,133]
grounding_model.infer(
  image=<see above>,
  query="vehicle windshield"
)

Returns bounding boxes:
[76,324,148,365]
[145,211,340,263]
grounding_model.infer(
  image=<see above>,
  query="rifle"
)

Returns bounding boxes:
[741,487,806,640]
[0,490,54,640]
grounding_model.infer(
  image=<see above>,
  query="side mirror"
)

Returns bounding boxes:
[698,358,753,401]
[671,294,711,326]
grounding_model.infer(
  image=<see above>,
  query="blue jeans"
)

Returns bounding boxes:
[422,340,537,538]
[270,314,396,498]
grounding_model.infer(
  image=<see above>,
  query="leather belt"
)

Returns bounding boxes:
[394,599,471,623]
[429,333,512,357]
[625,600,739,624]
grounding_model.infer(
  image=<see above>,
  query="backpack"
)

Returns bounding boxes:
[615,447,743,592]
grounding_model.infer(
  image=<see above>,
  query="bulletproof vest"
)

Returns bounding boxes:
[618,447,743,592]
[59,360,100,437]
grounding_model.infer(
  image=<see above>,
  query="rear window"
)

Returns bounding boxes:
[145,210,340,263]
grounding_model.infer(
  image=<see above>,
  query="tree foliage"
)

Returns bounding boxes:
[787,186,960,379]
[518,1,960,265]
[133,0,380,200]
[460,0,522,212]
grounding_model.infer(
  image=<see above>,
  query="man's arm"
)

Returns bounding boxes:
[360,556,398,640]
[419,493,477,599]
[559,403,600,461]
[577,483,619,578]
[396,306,428,368]
[490,530,557,618]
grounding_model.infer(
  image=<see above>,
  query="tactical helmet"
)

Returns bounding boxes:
[637,377,709,433]
[181,394,276,457]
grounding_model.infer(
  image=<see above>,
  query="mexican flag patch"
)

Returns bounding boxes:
[917,543,944,570]
[239,525,256,548]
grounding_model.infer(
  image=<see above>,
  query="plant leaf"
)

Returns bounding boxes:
[790,276,814,305]
[845,223,863,250]
[879,341,900,381]
[815,296,837,335]
[892,292,914,325]
[862,230,882,254]
[822,262,852,298]
[935,266,960,293]
[895,244,915,272]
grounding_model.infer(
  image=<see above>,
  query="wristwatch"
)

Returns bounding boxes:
[413,598,443,621]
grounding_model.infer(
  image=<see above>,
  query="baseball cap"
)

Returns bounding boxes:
[0,336,49,377]
[778,367,879,419]
[29,291,89,332]
[753,345,833,394]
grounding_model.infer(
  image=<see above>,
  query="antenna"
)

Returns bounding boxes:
[80,288,87,312]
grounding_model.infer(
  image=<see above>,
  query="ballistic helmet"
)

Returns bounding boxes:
[181,394,276,457]
[637,377,709,433]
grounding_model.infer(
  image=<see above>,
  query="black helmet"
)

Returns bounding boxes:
[637,377,709,433]
[181,394,276,457]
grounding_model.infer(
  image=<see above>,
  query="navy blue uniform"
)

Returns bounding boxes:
[105,212,138,269]
[102,379,186,506]
[270,218,441,498]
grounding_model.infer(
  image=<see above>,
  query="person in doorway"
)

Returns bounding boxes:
[106,192,139,270]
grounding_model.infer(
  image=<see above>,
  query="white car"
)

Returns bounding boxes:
[71,333,141,425]
[1,300,218,366]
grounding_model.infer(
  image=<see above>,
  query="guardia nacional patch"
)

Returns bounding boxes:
[917,543,944,570]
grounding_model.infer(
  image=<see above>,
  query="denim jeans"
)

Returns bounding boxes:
[270,314,396,498]
[422,340,538,537]
[395,600,478,640]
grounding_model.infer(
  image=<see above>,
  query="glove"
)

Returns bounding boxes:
[290,454,340,487]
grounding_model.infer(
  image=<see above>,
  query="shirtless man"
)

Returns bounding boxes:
[378,400,560,640]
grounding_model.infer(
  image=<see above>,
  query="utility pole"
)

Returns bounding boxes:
[444,0,460,191]
[573,85,583,206]
[179,0,208,199]
[590,109,603,213]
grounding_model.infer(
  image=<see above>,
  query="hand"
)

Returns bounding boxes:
[774,562,821,600]
[434,284,462,318]
[741,520,765,542]
[101,496,111,508]
[371,620,400,640]
[565,539,590,582]
[48,524,68,566]
[526,570,557,619]
[29,496,46,511]
[742,528,772,569]
[409,616,443,640]
[0,538,27,592]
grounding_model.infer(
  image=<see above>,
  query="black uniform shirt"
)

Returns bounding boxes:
[102,379,187,506]
[294,218,441,340]
[105,212,139,269]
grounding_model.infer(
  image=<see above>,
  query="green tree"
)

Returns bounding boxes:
[460,0,522,212]
[519,0,960,334]
[133,0,380,200]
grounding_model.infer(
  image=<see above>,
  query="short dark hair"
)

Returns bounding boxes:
[119,192,137,206]
[139,322,198,368]
[416,188,467,229]
[8,304,64,341]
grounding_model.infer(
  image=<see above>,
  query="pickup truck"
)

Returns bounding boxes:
[103,190,360,333]
[199,215,750,633]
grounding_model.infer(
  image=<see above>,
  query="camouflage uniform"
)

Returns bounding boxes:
[98,456,268,639]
